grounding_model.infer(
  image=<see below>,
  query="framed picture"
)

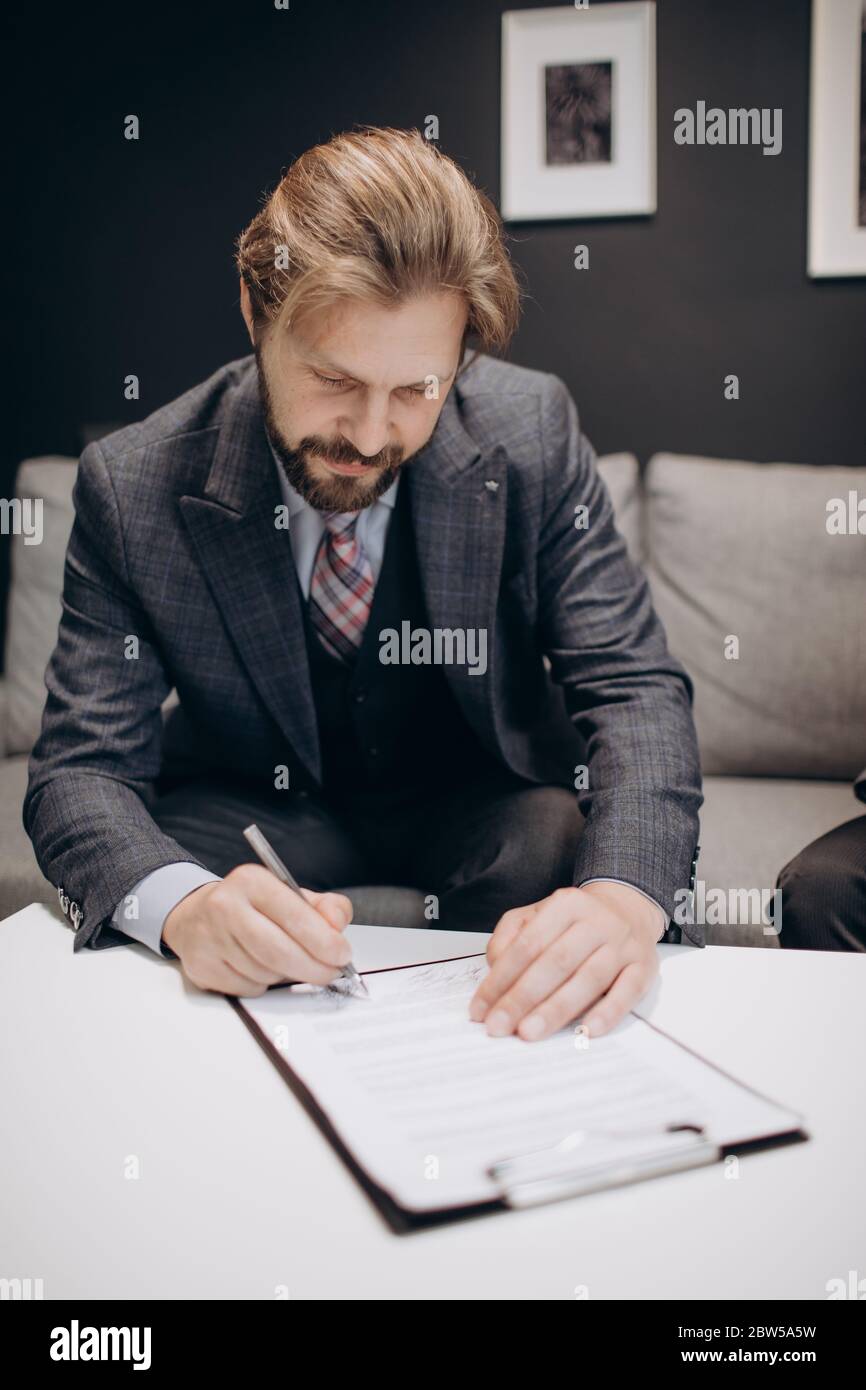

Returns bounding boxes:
[500,2,656,221]
[808,0,866,276]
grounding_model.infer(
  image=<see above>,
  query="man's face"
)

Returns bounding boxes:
[244,288,468,512]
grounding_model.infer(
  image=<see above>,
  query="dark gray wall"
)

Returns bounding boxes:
[4,0,865,652]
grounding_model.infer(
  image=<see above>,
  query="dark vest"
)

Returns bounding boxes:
[300,478,498,797]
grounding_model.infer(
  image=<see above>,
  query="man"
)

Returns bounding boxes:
[775,771,866,951]
[24,126,703,1041]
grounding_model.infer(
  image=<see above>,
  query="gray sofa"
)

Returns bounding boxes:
[3,451,864,947]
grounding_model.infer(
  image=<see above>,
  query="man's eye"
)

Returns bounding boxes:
[314,372,427,399]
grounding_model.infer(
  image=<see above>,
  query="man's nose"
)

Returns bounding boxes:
[339,396,394,460]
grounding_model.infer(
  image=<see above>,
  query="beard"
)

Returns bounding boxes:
[255,346,406,512]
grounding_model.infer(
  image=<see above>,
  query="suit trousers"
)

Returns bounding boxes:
[776,814,866,951]
[150,766,585,934]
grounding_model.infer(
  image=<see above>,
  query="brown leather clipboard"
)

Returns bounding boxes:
[229,959,809,1236]
[229,953,504,1234]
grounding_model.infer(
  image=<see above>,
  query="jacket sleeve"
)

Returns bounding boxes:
[22,441,212,951]
[537,376,704,943]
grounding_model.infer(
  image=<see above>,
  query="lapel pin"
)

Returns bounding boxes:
[484,479,499,493]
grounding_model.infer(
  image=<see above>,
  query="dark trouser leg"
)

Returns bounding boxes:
[345,769,585,934]
[776,815,866,952]
[150,768,585,935]
[150,774,372,889]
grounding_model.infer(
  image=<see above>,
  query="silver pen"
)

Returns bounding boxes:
[242,823,369,997]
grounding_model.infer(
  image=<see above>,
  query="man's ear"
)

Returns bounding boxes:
[239,277,256,347]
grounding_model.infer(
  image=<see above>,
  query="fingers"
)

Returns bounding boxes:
[485,901,541,967]
[580,960,654,1038]
[227,904,349,987]
[178,868,355,995]
[469,890,590,1022]
[198,955,271,998]
[514,948,638,1041]
[231,865,352,969]
[469,884,662,1042]
[482,928,609,1036]
[301,887,353,931]
[183,898,349,992]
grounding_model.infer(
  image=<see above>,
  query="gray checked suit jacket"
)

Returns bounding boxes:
[23,351,704,949]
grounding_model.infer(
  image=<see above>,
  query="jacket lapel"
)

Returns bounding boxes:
[178,362,321,784]
[177,357,509,783]
[408,396,509,752]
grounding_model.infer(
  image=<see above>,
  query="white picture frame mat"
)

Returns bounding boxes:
[501,2,656,220]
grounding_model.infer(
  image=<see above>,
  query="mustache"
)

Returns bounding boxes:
[302,438,401,469]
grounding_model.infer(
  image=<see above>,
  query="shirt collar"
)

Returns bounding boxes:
[269,440,400,516]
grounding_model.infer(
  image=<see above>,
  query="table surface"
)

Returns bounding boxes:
[2,901,863,1300]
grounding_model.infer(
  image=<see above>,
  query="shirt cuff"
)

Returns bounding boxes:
[111,863,222,957]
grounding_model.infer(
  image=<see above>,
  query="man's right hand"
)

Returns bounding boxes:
[162,863,354,997]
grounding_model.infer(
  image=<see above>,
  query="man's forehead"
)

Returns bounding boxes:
[286,297,465,387]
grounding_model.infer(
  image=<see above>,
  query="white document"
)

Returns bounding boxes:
[240,954,803,1214]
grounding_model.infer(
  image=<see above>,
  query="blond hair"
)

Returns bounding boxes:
[235,126,522,369]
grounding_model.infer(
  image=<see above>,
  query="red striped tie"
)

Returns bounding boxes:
[308,511,375,662]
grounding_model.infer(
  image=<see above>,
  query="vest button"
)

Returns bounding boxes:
[368,746,379,757]
[353,689,368,703]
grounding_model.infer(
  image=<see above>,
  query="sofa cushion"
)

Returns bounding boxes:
[340,886,428,930]
[698,774,863,947]
[595,452,642,564]
[0,754,65,919]
[5,458,77,755]
[644,453,866,778]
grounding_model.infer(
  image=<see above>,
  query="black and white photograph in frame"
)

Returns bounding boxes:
[501,2,656,221]
[808,0,866,275]
[545,61,613,165]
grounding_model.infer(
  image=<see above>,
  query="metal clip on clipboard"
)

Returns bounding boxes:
[488,1121,719,1209]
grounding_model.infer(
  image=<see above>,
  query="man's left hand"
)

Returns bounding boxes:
[468,881,666,1042]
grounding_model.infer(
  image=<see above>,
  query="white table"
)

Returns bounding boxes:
[1,901,863,1300]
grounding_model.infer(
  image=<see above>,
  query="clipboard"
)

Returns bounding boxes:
[231,980,502,1235]
[231,954,809,1235]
